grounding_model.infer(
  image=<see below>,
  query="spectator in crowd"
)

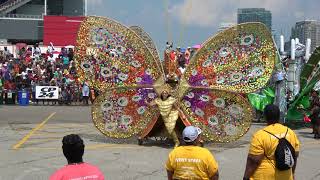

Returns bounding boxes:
[65,85,72,105]
[62,55,70,70]
[31,79,38,104]
[68,48,74,61]
[184,47,191,65]
[0,51,4,63]
[166,42,173,51]
[243,104,300,180]
[310,90,320,134]
[4,79,15,90]
[33,43,41,61]
[75,83,82,104]
[3,46,10,58]
[310,106,320,139]
[82,82,90,105]
[69,62,77,76]
[165,126,219,180]
[50,134,104,180]
[0,77,3,90]
[47,43,55,55]
[48,54,55,63]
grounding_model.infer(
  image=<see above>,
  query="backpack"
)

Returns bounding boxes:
[263,128,296,171]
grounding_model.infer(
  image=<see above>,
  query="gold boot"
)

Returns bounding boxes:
[171,131,180,148]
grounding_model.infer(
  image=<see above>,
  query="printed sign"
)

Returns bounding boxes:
[22,92,27,99]
[35,86,59,99]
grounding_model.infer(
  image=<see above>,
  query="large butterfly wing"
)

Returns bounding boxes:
[130,25,165,79]
[92,87,160,138]
[75,16,165,139]
[182,23,276,94]
[75,16,163,90]
[179,89,253,142]
[130,26,161,64]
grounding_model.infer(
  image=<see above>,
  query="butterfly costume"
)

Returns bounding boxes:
[74,16,276,145]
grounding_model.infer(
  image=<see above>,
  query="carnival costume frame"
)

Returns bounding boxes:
[74,16,276,146]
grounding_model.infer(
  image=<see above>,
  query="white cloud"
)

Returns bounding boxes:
[171,0,295,27]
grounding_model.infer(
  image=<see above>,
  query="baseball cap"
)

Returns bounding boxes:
[182,126,202,142]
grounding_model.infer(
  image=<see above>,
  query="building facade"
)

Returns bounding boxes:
[291,20,320,52]
[237,8,272,31]
[0,0,86,44]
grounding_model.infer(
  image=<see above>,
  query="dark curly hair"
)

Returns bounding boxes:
[264,104,280,124]
[62,134,85,164]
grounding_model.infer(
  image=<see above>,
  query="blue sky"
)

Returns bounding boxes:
[88,0,320,53]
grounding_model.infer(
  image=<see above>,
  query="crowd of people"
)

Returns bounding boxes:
[50,105,299,180]
[164,42,196,81]
[0,42,197,105]
[0,44,98,105]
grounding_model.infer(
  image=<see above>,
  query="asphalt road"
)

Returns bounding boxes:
[0,105,320,180]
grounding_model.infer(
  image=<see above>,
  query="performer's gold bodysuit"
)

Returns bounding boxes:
[154,96,180,147]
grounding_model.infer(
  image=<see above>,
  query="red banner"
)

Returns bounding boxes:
[43,16,84,46]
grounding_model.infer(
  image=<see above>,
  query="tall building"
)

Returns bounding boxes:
[0,0,86,44]
[291,20,320,52]
[237,8,272,31]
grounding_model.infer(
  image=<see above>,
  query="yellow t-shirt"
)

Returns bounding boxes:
[249,123,300,180]
[165,146,218,180]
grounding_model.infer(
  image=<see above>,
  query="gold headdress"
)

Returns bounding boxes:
[153,76,173,95]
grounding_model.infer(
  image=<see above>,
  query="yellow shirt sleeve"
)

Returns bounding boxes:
[165,151,174,172]
[205,150,219,178]
[249,131,265,155]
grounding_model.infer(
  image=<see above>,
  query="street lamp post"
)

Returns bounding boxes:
[275,36,311,123]
[44,0,47,16]
[274,35,287,123]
